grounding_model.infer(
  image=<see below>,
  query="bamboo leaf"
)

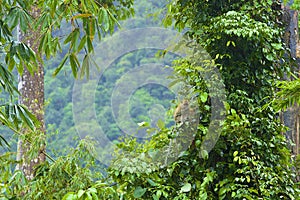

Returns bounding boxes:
[69,53,79,78]
[86,36,93,53]
[64,28,79,45]
[19,105,37,130]
[71,28,80,51]
[80,54,90,79]
[101,8,109,32]
[77,35,87,53]
[71,13,92,20]
[53,53,69,77]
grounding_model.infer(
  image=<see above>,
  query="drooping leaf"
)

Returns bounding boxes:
[69,53,80,78]
[53,53,69,77]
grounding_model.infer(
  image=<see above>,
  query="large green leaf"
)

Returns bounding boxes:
[133,186,147,198]
[180,183,191,193]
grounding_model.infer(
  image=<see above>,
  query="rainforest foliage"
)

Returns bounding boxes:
[0,0,300,199]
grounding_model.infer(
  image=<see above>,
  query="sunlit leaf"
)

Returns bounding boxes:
[180,183,191,193]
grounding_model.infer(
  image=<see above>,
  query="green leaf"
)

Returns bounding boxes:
[180,183,191,193]
[219,187,226,200]
[17,105,37,130]
[77,189,85,198]
[233,151,238,157]
[6,7,19,29]
[0,134,10,148]
[133,186,147,198]
[62,192,77,200]
[266,54,274,61]
[86,192,93,200]
[101,8,110,32]
[91,192,99,200]
[19,9,32,32]
[206,172,214,182]
[77,35,87,53]
[86,36,93,53]
[45,31,52,59]
[157,119,165,129]
[71,28,80,51]
[146,178,157,186]
[200,92,208,103]
[233,156,239,162]
[231,192,236,197]
[200,150,208,159]
[226,41,231,46]
[152,194,159,200]
[64,28,80,45]
[87,187,97,194]
[53,53,69,77]
[156,190,162,198]
[69,53,79,78]
[199,192,207,200]
[230,109,236,114]
[246,175,250,183]
[80,54,90,79]
[271,43,282,50]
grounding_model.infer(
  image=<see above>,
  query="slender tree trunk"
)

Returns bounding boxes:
[282,2,300,181]
[16,7,45,180]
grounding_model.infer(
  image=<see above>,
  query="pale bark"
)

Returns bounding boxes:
[16,7,45,180]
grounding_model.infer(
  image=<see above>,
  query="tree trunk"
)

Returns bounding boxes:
[282,2,300,181]
[16,7,45,180]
